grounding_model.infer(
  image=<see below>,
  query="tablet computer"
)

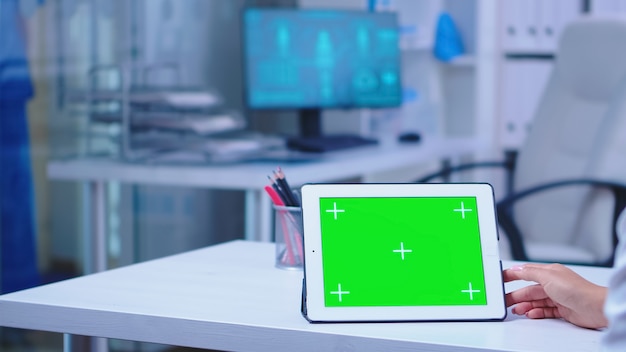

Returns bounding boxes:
[300,183,506,323]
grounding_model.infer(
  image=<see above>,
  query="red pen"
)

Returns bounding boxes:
[264,186,296,265]
[264,185,285,206]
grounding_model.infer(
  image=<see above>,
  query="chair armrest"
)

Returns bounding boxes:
[415,160,510,182]
[415,151,518,196]
[497,178,626,267]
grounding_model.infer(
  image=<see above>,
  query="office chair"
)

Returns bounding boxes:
[418,16,626,267]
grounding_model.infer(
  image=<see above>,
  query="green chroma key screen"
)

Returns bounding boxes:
[319,196,487,307]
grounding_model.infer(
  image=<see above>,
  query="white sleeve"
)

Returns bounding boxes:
[603,209,626,351]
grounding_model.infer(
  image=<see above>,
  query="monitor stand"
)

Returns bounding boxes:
[286,108,378,153]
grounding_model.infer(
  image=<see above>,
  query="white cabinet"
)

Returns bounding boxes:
[496,59,553,149]
[496,1,584,151]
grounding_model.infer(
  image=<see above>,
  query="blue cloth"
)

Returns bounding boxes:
[0,0,41,293]
[433,12,465,62]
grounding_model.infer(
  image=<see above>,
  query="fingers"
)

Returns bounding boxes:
[503,263,605,327]
[506,281,563,321]
[509,297,556,311]
[508,295,562,320]
[514,305,562,320]
[505,284,549,307]
[527,306,561,319]
[502,263,556,284]
[502,267,523,283]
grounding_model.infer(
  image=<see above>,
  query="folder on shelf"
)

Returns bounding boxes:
[499,60,553,149]
[536,0,558,52]
[501,0,581,54]
[501,0,534,53]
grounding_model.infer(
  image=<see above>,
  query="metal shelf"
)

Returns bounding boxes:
[67,63,242,161]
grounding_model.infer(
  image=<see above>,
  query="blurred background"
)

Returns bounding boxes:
[2,0,624,351]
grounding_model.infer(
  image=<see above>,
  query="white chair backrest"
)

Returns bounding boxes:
[513,16,626,262]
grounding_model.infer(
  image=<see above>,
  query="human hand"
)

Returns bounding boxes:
[503,263,608,329]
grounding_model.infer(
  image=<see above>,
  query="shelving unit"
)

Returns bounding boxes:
[65,63,246,161]
[311,0,626,170]
[495,1,586,151]
[373,0,621,162]
[371,0,499,164]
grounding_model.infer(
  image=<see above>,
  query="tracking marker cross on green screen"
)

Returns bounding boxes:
[320,197,487,307]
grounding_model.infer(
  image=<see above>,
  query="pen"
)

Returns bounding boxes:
[264,185,284,206]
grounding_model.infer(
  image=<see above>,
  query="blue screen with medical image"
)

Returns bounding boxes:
[243,8,402,109]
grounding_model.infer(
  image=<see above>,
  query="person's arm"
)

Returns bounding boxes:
[603,209,626,350]
[503,263,608,329]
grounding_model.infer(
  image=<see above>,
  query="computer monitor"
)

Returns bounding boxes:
[242,8,402,152]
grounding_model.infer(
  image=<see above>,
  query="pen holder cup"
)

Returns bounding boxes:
[273,205,304,270]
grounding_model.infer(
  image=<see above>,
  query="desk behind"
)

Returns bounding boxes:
[47,137,487,273]
[0,241,612,352]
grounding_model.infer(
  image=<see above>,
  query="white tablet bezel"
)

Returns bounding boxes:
[300,183,506,323]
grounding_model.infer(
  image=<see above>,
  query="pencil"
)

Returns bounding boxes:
[267,175,289,205]
[274,167,299,206]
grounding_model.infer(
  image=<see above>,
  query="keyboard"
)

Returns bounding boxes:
[286,134,378,153]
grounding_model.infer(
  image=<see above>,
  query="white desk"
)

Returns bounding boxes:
[48,136,486,273]
[0,241,612,352]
